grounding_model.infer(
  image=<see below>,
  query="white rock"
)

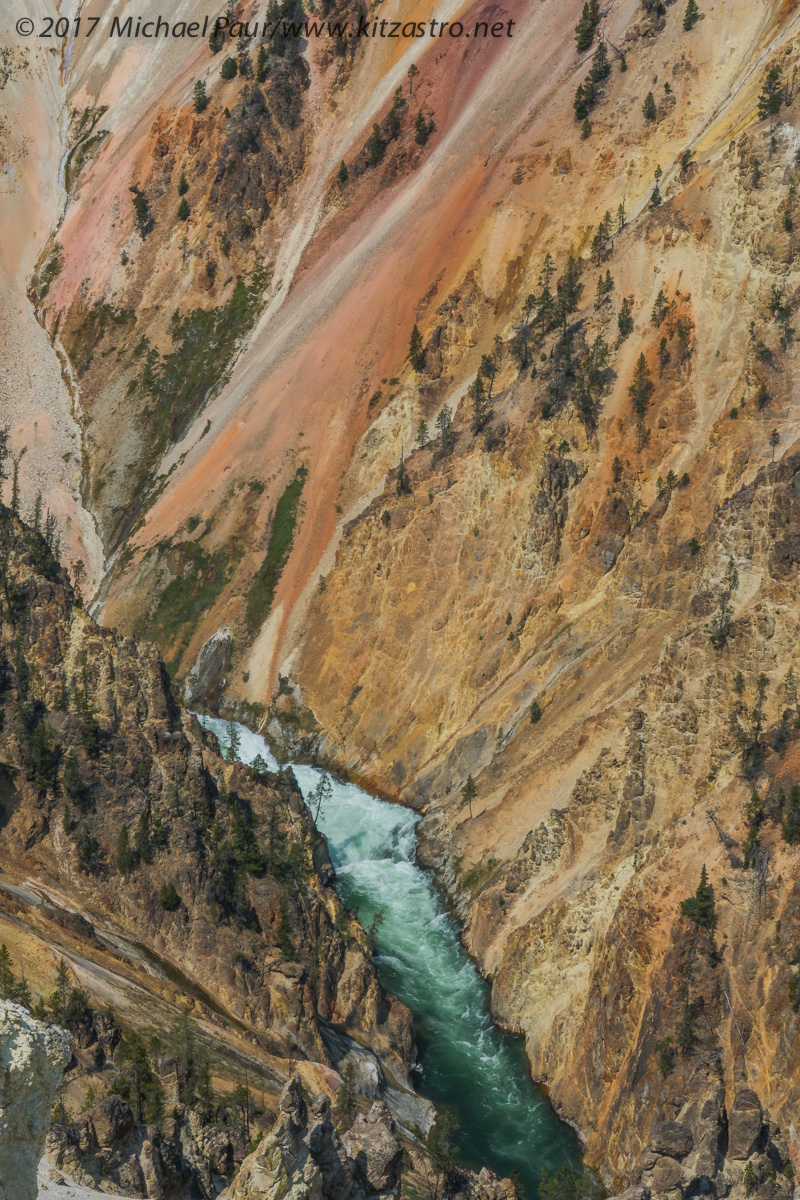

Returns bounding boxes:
[0,1002,72,1200]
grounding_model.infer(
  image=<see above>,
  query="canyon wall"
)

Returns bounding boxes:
[3,0,800,1189]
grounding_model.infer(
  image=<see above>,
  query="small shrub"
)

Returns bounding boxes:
[159,882,181,911]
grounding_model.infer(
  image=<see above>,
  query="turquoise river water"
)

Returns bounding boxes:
[198,715,580,1195]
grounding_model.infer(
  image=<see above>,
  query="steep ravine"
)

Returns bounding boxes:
[199,715,582,1196]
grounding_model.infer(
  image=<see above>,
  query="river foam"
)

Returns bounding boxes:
[197,715,580,1194]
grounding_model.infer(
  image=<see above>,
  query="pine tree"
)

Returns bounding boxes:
[628,352,653,450]
[595,271,614,308]
[48,959,73,1024]
[177,172,189,196]
[782,784,800,844]
[338,159,348,185]
[651,287,668,327]
[0,944,15,1000]
[574,0,600,52]
[416,419,429,448]
[658,336,670,376]
[220,56,238,80]
[367,122,386,166]
[414,110,431,146]
[193,79,209,113]
[226,719,241,761]
[530,700,542,724]
[556,254,583,334]
[461,774,477,818]
[197,1059,215,1119]
[742,1162,757,1197]
[643,91,657,122]
[470,376,489,434]
[135,812,152,864]
[409,324,425,371]
[479,351,497,395]
[681,865,716,929]
[435,405,453,455]
[337,1059,356,1115]
[114,1030,154,1124]
[117,826,135,875]
[758,66,784,130]
[683,0,700,30]
[589,42,611,84]
[396,450,412,494]
[575,334,613,433]
[178,198,190,222]
[617,296,634,339]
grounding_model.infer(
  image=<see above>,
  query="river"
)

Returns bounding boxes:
[197,715,581,1196]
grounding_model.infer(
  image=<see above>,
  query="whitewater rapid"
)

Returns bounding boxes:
[198,715,579,1193]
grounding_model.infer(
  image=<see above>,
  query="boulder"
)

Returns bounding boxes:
[727,1090,764,1160]
[184,626,231,704]
[650,1122,694,1161]
[342,1115,403,1195]
[87,1094,134,1148]
[0,1002,72,1200]
[647,1157,684,1193]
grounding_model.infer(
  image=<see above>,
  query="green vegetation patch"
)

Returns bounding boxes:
[246,466,307,629]
[141,272,265,452]
[137,539,231,670]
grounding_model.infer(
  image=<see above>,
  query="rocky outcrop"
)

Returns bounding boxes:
[222,1077,513,1200]
[184,626,231,706]
[220,1077,397,1200]
[0,1002,72,1200]
[636,1084,793,1200]
[47,1093,240,1200]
